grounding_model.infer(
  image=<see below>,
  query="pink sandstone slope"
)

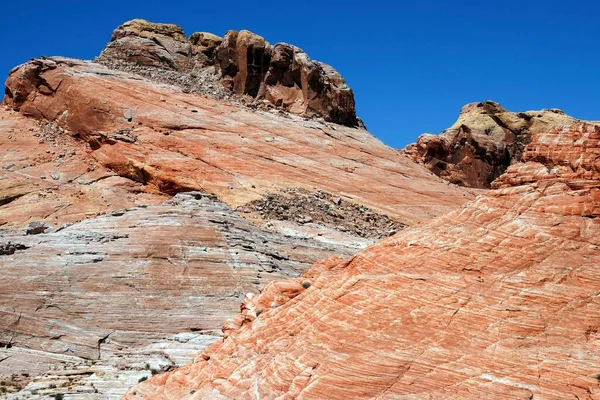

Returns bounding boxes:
[3,57,474,229]
[126,123,600,399]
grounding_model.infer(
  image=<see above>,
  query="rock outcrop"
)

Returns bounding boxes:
[100,19,194,71]
[126,123,600,399]
[1,43,475,397]
[3,57,473,229]
[10,19,596,400]
[0,192,359,399]
[215,33,356,125]
[403,100,594,188]
[96,19,357,125]
[0,107,166,228]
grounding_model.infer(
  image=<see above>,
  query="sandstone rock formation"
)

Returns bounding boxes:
[3,57,473,229]
[0,192,360,398]
[1,42,475,397]
[403,100,595,188]
[126,123,600,399]
[215,34,356,125]
[96,19,357,125]
[100,19,194,71]
[0,107,166,228]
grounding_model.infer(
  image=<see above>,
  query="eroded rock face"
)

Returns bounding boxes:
[96,19,357,125]
[403,100,593,188]
[0,108,165,228]
[1,54,475,398]
[0,192,360,399]
[99,19,193,71]
[3,57,473,229]
[188,31,223,63]
[126,123,600,399]
[216,30,269,97]
[215,36,357,125]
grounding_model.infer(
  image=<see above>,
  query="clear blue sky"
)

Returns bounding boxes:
[1,0,598,148]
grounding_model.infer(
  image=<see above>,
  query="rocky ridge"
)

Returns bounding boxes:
[127,123,600,399]
[403,100,597,188]
[1,21,477,399]
[3,56,473,229]
[96,19,358,125]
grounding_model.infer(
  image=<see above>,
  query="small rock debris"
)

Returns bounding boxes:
[240,188,406,239]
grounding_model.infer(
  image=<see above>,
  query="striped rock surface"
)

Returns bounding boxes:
[3,57,475,230]
[0,192,358,399]
[1,55,475,398]
[126,124,600,399]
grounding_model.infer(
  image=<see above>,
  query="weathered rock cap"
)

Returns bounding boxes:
[403,100,589,188]
[98,19,193,71]
[110,19,187,42]
[95,19,359,126]
[215,30,357,125]
[189,32,223,47]
[189,31,223,53]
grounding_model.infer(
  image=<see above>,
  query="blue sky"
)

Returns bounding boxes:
[1,1,598,148]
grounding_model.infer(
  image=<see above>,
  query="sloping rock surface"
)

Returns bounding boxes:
[0,192,357,399]
[127,123,600,399]
[3,57,474,230]
[0,109,166,228]
[1,39,475,398]
[403,100,596,188]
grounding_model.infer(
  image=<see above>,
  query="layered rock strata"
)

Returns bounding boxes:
[0,109,166,228]
[0,192,359,399]
[403,100,595,188]
[1,35,476,398]
[127,123,600,399]
[3,57,474,229]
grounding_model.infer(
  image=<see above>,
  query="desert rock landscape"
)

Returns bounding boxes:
[1,19,598,400]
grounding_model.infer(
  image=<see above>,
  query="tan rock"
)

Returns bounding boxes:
[189,32,222,47]
[403,100,597,188]
[112,19,187,42]
[188,32,222,63]
[98,19,192,71]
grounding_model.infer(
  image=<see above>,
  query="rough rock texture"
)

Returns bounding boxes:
[240,188,406,239]
[97,19,357,125]
[3,57,474,230]
[215,34,357,125]
[1,53,475,397]
[403,100,596,188]
[216,30,269,97]
[127,123,600,399]
[0,108,166,228]
[0,192,358,399]
[99,19,195,71]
